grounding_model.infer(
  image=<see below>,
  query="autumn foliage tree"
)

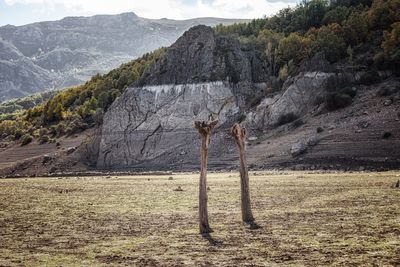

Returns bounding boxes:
[278,33,311,65]
[13,48,166,138]
[381,22,400,68]
[308,24,347,62]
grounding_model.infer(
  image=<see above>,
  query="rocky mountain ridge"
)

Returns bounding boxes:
[0,13,246,102]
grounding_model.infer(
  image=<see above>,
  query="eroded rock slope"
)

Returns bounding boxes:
[98,25,268,168]
[98,82,239,168]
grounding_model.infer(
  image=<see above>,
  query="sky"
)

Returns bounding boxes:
[0,0,297,26]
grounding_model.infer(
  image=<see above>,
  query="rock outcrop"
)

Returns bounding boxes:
[98,82,239,168]
[138,25,268,86]
[98,25,269,169]
[246,71,356,128]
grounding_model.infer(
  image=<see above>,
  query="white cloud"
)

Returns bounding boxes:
[4,0,296,19]
[183,0,294,19]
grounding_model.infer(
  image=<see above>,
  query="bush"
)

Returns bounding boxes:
[237,114,247,123]
[39,135,49,144]
[359,71,381,85]
[309,25,347,63]
[20,134,33,146]
[277,112,299,126]
[341,87,357,98]
[13,129,23,140]
[373,52,386,69]
[382,132,392,139]
[38,128,48,137]
[55,122,66,136]
[278,33,311,65]
[380,22,400,69]
[377,85,399,96]
[65,114,88,135]
[322,5,350,25]
[92,108,104,125]
[369,0,400,30]
[326,92,353,110]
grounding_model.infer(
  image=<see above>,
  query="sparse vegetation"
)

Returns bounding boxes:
[382,131,392,139]
[20,134,33,146]
[377,84,399,96]
[325,86,357,110]
[39,135,49,144]
[359,70,381,85]
[0,48,166,140]
[326,91,354,110]
[0,172,399,265]
[0,91,57,122]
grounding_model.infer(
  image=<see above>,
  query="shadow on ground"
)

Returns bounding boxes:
[201,233,223,246]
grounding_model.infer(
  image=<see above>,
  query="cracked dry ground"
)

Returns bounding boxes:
[0,172,399,266]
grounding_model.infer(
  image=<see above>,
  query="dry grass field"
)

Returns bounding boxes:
[0,171,399,266]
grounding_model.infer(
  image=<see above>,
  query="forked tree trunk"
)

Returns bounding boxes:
[195,120,218,234]
[231,123,254,223]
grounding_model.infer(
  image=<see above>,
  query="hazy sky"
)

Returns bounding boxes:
[0,0,297,26]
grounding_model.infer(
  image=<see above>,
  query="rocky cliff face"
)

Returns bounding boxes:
[0,14,245,102]
[137,25,268,86]
[97,82,239,168]
[98,25,269,169]
[247,71,356,128]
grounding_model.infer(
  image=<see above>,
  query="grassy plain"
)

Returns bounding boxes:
[0,171,399,266]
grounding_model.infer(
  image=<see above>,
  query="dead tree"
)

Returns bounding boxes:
[231,123,255,223]
[195,119,218,233]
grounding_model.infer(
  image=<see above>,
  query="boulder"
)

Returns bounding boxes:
[306,135,319,146]
[291,141,307,157]
[66,147,76,155]
[42,154,52,164]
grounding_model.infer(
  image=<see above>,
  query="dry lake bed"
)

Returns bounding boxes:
[0,171,399,266]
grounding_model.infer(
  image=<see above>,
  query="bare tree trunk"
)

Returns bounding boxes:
[231,123,254,223]
[199,135,211,233]
[195,120,218,234]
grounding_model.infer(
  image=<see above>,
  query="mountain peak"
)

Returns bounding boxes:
[116,12,139,18]
[137,24,268,86]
